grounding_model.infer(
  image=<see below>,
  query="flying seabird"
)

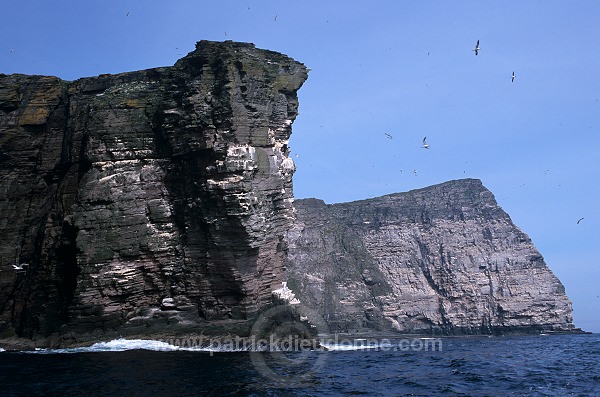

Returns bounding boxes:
[511,71,515,82]
[577,217,584,224]
[421,137,430,149]
[385,133,393,139]
[472,40,480,56]
[12,263,28,271]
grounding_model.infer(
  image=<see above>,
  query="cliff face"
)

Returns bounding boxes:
[0,41,307,344]
[287,179,575,335]
[0,41,577,346]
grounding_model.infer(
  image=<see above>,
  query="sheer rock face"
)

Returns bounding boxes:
[287,179,575,335]
[0,41,307,344]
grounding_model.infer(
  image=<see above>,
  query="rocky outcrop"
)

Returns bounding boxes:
[286,179,576,335]
[0,40,307,345]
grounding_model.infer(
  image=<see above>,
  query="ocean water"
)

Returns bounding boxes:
[1,334,599,396]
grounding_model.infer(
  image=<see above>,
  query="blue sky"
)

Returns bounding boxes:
[1,1,598,332]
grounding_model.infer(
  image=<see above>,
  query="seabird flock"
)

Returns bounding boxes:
[403,41,515,150]
[380,39,519,176]
[472,40,516,82]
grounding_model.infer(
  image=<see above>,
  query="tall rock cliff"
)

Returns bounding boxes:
[0,41,307,345]
[286,179,575,335]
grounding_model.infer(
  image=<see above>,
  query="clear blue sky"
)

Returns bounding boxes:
[1,1,598,332]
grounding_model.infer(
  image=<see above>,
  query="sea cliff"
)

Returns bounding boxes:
[286,179,576,335]
[0,41,307,346]
[0,41,578,348]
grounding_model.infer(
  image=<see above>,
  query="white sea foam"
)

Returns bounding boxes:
[179,345,248,353]
[90,339,180,352]
[0,347,5,352]
[18,338,255,354]
[23,339,181,354]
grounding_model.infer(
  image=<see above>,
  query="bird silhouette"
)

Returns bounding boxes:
[472,40,480,56]
[421,137,430,149]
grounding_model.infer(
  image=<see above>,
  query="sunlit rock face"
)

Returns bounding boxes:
[0,41,307,344]
[287,179,576,335]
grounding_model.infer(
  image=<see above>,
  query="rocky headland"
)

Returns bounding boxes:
[286,179,577,335]
[0,41,579,348]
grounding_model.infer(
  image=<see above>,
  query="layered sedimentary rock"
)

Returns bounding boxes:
[0,41,307,345]
[0,39,578,347]
[286,179,575,335]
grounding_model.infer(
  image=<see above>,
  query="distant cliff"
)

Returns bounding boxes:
[0,41,307,346]
[286,179,576,335]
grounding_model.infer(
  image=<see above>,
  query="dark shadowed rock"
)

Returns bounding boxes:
[286,179,576,335]
[0,41,307,346]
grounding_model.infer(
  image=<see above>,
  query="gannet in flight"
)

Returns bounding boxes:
[511,71,515,82]
[385,133,393,139]
[472,40,480,56]
[577,217,584,224]
[12,263,28,271]
[421,137,430,149]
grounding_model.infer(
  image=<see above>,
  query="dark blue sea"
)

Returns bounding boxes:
[1,334,599,396]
